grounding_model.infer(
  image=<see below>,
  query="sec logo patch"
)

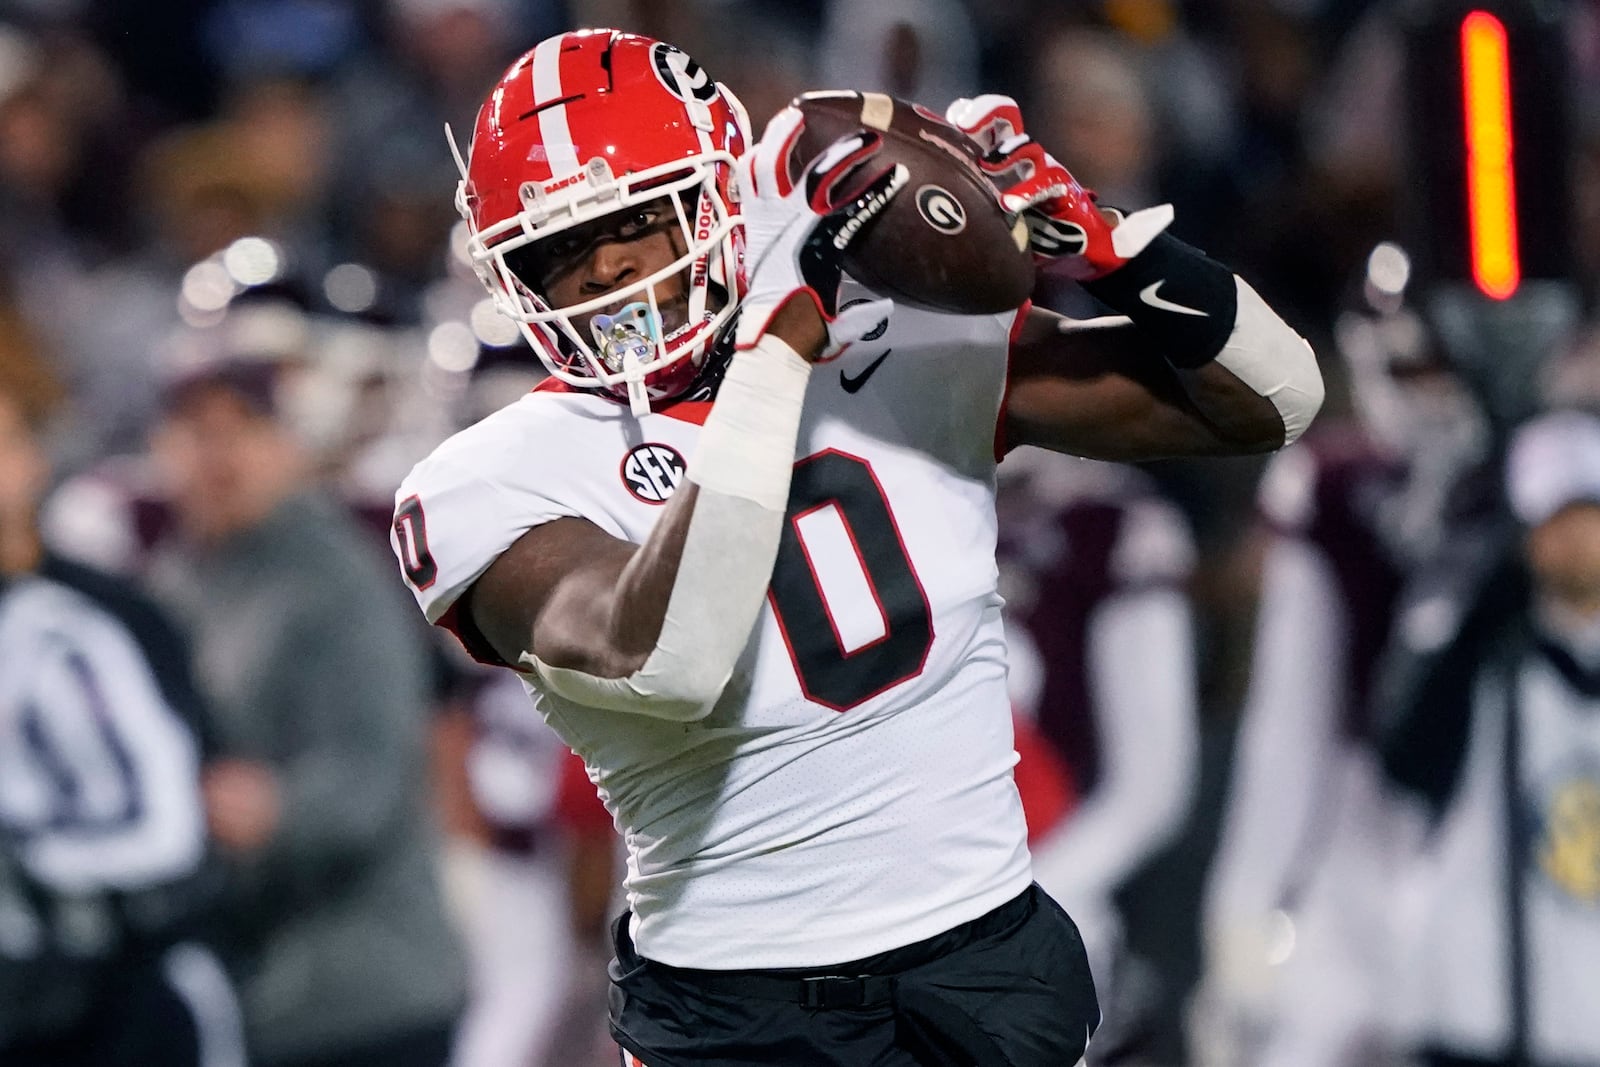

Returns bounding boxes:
[621,443,686,504]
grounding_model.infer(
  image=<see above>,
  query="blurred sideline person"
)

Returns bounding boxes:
[0,334,244,1067]
[1380,409,1600,1067]
[997,447,1200,1063]
[436,666,621,1067]
[147,351,466,1067]
[38,291,562,1067]
[391,30,1321,1066]
[1196,245,1486,1067]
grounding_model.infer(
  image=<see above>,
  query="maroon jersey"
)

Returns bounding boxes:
[997,460,1195,792]
[1256,424,1409,741]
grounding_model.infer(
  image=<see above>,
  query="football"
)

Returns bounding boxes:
[786,90,1034,316]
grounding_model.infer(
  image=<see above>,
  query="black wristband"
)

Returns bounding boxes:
[1080,231,1238,369]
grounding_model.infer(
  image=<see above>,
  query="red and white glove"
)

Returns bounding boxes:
[733,106,906,357]
[945,94,1173,282]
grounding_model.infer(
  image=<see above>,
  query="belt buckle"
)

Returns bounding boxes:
[799,975,868,1009]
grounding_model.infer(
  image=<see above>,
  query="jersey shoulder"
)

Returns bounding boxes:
[398,387,627,512]
[392,388,639,624]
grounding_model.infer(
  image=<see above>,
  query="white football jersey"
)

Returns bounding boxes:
[393,295,1034,968]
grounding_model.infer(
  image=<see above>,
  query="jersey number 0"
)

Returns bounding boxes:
[768,450,934,711]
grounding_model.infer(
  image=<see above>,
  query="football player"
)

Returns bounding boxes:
[996,448,1201,1060]
[1196,244,1488,1067]
[391,28,1323,1066]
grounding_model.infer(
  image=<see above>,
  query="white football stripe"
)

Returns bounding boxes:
[860,92,894,131]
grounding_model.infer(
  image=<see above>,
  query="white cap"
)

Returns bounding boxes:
[1506,409,1600,525]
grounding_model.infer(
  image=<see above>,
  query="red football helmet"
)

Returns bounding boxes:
[455,30,751,413]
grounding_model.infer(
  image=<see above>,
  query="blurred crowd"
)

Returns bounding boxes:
[3,0,1600,1065]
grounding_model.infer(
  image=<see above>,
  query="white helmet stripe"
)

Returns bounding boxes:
[662,55,716,158]
[531,35,579,178]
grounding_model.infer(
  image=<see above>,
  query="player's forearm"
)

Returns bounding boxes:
[605,484,700,659]
[601,296,828,660]
[525,335,813,720]
[1174,279,1323,450]
[1173,362,1293,452]
[1082,234,1323,452]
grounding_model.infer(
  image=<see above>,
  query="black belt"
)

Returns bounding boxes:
[693,968,900,1009]
[650,886,1034,1011]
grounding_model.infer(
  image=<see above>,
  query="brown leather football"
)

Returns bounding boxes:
[785,90,1034,316]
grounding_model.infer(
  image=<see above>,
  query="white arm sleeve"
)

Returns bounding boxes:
[1030,588,1200,908]
[1203,538,1345,936]
[1212,277,1324,447]
[524,336,812,721]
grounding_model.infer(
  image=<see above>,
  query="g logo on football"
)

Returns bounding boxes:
[621,443,686,504]
[916,185,966,235]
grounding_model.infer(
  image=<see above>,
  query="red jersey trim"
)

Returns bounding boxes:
[656,399,713,426]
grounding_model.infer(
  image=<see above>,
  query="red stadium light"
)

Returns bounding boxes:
[1460,10,1520,299]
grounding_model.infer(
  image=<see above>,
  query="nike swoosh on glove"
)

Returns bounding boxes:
[945,94,1172,282]
[734,105,907,360]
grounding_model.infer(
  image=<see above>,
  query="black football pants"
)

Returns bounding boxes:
[609,883,1100,1067]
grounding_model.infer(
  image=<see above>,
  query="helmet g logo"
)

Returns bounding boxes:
[916,185,966,235]
[651,43,717,103]
[621,443,686,504]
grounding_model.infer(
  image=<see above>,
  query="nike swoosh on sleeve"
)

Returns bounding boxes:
[1138,281,1209,317]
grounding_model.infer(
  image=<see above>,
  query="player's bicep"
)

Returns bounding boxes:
[1003,307,1233,461]
[466,483,701,678]
[465,517,638,676]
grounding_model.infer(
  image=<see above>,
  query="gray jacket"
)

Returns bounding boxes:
[159,491,465,1064]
